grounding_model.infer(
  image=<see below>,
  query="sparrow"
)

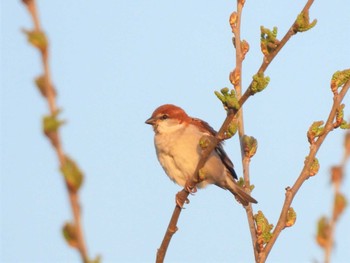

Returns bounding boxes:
[145,104,257,206]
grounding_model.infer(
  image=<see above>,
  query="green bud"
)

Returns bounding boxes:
[260,26,279,56]
[331,69,350,94]
[226,120,238,138]
[251,73,270,94]
[307,121,324,144]
[23,29,48,52]
[243,135,258,158]
[309,157,320,177]
[237,177,255,191]
[199,136,211,149]
[316,216,329,248]
[254,210,274,244]
[42,110,65,135]
[60,156,84,192]
[294,10,317,33]
[334,193,347,221]
[214,88,239,110]
[285,207,297,227]
[340,122,350,129]
[35,75,47,97]
[62,222,78,248]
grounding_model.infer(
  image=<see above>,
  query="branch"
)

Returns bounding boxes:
[255,0,316,76]
[316,131,350,262]
[229,0,316,260]
[156,98,252,262]
[21,1,94,262]
[258,78,350,263]
[230,0,259,260]
[156,1,318,262]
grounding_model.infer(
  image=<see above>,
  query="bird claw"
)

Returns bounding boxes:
[185,183,197,195]
[176,191,190,208]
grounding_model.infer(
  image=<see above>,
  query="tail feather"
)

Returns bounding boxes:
[227,180,257,206]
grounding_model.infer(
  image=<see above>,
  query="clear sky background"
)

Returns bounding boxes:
[2,1,350,263]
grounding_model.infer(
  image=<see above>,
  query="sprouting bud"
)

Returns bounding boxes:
[23,29,48,53]
[60,156,84,192]
[316,216,330,248]
[340,122,350,130]
[260,26,279,58]
[35,75,48,97]
[35,75,57,98]
[43,110,65,133]
[333,193,347,221]
[309,157,320,177]
[237,177,244,187]
[251,73,270,94]
[254,211,274,245]
[199,135,211,149]
[307,121,324,144]
[294,10,317,33]
[62,222,78,248]
[285,207,297,227]
[334,104,346,129]
[237,177,255,191]
[330,69,350,95]
[243,135,258,158]
[225,120,238,139]
[214,87,239,110]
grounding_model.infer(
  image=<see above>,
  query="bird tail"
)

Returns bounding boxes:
[227,179,257,206]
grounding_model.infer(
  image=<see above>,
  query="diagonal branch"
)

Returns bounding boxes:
[258,79,350,263]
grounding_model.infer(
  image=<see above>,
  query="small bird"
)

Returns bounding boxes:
[145,104,257,206]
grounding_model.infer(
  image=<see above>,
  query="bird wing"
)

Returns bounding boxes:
[191,117,238,180]
[215,145,238,180]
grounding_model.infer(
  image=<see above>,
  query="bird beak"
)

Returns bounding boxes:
[145,117,157,125]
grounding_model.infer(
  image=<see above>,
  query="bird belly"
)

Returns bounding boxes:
[154,124,227,189]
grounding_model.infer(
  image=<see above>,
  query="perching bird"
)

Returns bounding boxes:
[145,104,257,206]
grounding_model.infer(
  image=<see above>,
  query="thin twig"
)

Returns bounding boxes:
[258,79,350,263]
[22,0,89,262]
[231,0,258,260]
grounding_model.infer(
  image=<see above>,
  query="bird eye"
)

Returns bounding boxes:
[161,114,168,120]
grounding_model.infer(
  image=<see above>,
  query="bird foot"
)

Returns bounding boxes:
[185,183,197,195]
[176,191,190,208]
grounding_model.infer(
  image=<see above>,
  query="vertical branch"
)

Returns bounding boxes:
[230,0,258,260]
[21,1,93,262]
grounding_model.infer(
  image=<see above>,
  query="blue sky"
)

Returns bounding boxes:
[2,1,350,262]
